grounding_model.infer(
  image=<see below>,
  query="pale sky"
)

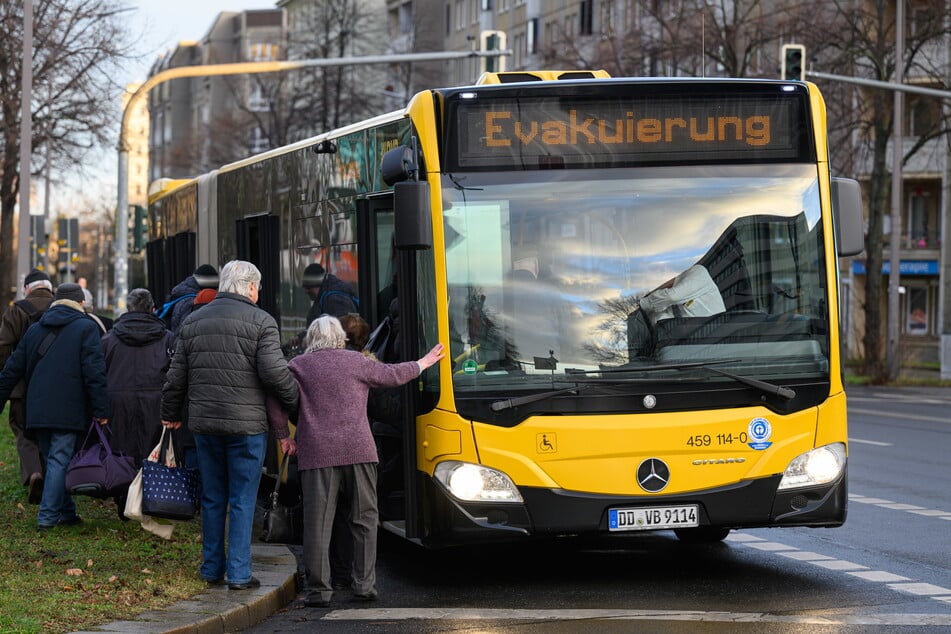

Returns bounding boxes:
[47,1,279,213]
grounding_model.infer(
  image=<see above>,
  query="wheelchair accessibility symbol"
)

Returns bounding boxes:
[537,433,557,453]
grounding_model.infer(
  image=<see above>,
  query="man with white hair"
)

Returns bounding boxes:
[0,269,55,503]
[162,260,299,591]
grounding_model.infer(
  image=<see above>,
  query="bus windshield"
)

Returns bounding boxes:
[442,164,829,407]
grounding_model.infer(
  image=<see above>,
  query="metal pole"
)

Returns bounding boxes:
[16,0,33,296]
[887,0,904,380]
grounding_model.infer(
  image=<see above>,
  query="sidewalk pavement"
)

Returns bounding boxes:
[70,543,299,634]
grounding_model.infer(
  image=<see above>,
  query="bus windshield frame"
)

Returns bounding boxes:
[440,163,830,423]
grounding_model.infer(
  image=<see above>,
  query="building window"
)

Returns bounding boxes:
[249,127,269,154]
[528,18,539,54]
[906,286,929,335]
[580,0,593,35]
[455,0,464,30]
[248,42,279,62]
[446,3,451,35]
[482,0,492,10]
[248,84,270,112]
[906,95,940,137]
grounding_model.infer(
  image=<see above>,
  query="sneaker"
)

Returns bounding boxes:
[27,473,43,505]
[58,516,83,527]
[228,576,261,591]
[204,577,226,587]
[303,591,331,608]
[353,588,378,601]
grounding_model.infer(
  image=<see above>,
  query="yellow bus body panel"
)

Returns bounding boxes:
[416,397,852,497]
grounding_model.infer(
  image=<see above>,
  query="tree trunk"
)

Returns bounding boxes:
[861,123,892,381]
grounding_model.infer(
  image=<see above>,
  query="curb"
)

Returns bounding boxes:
[70,543,299,633]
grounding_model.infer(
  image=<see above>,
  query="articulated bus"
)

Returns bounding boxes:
[147,71,864,547]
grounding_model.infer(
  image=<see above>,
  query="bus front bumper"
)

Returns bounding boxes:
[419,471,847,547]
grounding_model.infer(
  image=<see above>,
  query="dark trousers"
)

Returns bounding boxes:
[301,463,378,600]
[8,398,43,485]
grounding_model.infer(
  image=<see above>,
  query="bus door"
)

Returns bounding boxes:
[236,214,280,319]
[357,195,424,537]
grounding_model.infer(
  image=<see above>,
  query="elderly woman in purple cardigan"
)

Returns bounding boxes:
[268,314,444,608]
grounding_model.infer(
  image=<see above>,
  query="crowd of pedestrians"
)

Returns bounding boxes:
[0,260,443,605]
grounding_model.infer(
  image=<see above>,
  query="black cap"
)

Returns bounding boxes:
[54,283,85,303]
[302,263,326,289]
[193,264,218,289]
[24,269,50,286]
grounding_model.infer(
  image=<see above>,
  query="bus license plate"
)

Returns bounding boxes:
[608,505,699,531]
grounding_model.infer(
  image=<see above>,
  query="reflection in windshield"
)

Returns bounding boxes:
[442,165,828,393]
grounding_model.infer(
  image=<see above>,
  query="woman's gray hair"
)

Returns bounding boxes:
[127,288,154,313]
[305,315,346,352]
[218,260,261,297]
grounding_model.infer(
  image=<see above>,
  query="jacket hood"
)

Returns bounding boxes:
[112,311,170,346]
[169,276,202,299]
[39,302,87,327]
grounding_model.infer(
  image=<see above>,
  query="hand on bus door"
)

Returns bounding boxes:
[418,343,446,371]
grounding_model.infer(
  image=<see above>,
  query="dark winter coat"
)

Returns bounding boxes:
[305,273,358,324]
[161,292,299,436]
[101,311,175,464]
[0,287,54,399]
[0,300,109,434]
[166,275,202,334]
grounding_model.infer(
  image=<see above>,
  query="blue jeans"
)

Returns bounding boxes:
[35,430,81,527]
[193,433,266,584]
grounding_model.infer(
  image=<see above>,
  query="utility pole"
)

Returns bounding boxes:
[114,48,508,313]
[886,0,904,381]
[16,0,33,296]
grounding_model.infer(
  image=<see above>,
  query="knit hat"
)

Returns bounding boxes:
[194,288,217,305]
[54,283,85,303]
[193,264,219,289]
[24,269,50,286]
[302,263,326,289]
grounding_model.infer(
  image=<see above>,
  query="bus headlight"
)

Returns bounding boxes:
[434,461,523,503]
[778,443,846,490]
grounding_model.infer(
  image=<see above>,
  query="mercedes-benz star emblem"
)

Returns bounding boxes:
[636,458,670,492]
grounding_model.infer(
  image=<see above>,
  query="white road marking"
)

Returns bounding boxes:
[320,608,951,625]
[849,407,950,424]
[726,532,951,607]
[849,571,911,582]
[889,582,951,596]
[851,493,951,524]
[848,437,893,446]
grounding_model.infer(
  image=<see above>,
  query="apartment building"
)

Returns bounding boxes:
[148,9,287,181]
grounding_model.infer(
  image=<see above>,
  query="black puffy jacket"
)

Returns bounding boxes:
[161,292,299,435]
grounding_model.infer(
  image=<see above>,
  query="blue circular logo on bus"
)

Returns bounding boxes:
[747,417,772,450]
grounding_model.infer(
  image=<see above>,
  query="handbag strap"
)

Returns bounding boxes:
[91,420,115,454]
[272,453,291,496]
[156,427,175,466]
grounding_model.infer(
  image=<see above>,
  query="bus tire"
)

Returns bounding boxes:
[674,527,731,543]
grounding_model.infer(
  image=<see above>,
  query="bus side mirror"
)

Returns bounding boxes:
[382,145,417,186]
[394,181,432,250]
[832,177,864,257]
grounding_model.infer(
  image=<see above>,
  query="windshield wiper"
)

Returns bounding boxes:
[601,360,796,400]
[491,385,587,412]
[702,367,796,400]
[490,360,795,412]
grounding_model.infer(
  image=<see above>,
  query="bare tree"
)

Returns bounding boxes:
[0,0,134,307]
[808,0,951,380]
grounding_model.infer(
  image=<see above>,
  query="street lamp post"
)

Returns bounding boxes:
[114,49,509,313]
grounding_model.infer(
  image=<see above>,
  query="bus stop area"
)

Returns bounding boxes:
[69,543,298,634]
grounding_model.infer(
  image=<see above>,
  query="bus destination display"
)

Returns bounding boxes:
[450,94,808,170]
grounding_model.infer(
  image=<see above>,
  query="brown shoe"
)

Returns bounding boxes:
[27,473,43,505]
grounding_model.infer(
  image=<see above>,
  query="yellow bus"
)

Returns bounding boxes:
[147,72,864,546]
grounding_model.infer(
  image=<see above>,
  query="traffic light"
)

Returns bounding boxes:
[480,30,507,74]
[781,44,806,81]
